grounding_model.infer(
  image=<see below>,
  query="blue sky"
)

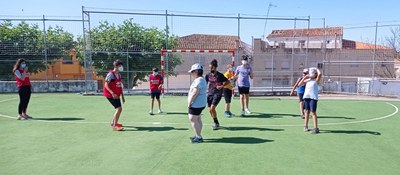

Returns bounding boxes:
[1,0,399,44]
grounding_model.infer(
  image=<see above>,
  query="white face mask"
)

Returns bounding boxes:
[118,66,124,72]
[21,63,27,68]
[153,71,158,75]
[242,60,248,65]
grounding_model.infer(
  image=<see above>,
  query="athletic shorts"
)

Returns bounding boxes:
[223,88,232,103]
[298,93,304,102]
[303,98,318,112]
[107,98,122,109]
[207,94,222,107]
[238,86,250,94]
[151,91,161,100]
[188,107,205,115]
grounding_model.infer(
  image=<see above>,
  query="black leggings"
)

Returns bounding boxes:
[18,86,31,115]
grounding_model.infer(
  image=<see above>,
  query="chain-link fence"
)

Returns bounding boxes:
[1,7,399,96]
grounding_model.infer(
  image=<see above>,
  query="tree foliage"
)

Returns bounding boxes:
[0,21,74,80]
[78,19,182,88]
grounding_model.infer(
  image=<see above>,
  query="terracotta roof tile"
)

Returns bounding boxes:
[267,27,343,38]
[178,34,242,50]
[342,39,393,50]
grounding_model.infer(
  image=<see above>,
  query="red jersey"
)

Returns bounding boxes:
[15,69,31,87]
[103,70,123,98]
[149,74,163,92]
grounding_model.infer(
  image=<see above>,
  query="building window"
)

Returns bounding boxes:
[299,40,306,47]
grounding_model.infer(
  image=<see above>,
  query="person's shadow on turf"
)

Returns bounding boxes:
[221,126,284,132]
[122,126,188,132]
[33,117,85,121]
[320,130,381,135]
[203,137,274,144]
[243,112,355,120]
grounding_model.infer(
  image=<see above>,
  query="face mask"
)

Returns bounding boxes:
[210,70,216,73]
[230,67,235,71]
[21,63,26,68]
[153,71,158,76]
[242,60,248,65]
[118,66,124,72]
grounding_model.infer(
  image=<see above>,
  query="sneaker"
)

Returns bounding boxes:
[228,111,235,117]
[110,123,123,127]
[311,128,320,134]
[191,136,203,143]
[240,110,245,116]
[212,123,220,130]
[17,115,27,120]
[149,110,154,115]
[189,136,203,142]
[110,120,123,127]
[224,111,231,117]
[24,115,33,119]
[112,126,124,131]
[158,109,163,114]
[245,108,252,114]
[304,127,309,132]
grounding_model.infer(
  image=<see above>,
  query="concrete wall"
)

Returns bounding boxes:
[0,80,98,93]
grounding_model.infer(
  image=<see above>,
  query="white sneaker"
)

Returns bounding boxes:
[245,108,252,114]
[158,109,163,114]
[149,110,154,115]
[240,110,245,116]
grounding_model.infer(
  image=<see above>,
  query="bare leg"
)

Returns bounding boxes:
[225,103,230,112]
[312,112,318,129]
[304,110,310,129]
[157,98,161,110]
[189,114,202,137]
[150,98,154,112]
[240,94,244,111]
[113,107,122,126]
[245,94,250,109]
[299,101,304,116]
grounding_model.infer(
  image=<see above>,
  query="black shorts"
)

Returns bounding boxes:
[223,88,232,103]
[107,98,122,109]
[298,93,304,102]
[303,98,318,112]
[238,86,250,94]
[151,91,161,99]
[188,107,205,115]
[207,94,222,107]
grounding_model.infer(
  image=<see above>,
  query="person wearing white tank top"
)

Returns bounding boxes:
[300,67,322,134]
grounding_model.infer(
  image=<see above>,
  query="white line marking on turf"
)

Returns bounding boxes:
[0,98,398,127]
[0,98,18,103]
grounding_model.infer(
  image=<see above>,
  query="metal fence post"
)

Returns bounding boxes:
[371,21,378,95]
[42,15,49,90]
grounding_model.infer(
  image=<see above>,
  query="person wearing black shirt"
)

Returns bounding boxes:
[205,59,229,130]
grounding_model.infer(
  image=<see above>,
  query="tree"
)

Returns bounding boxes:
[78,19,182,88]
[0,21,74,80]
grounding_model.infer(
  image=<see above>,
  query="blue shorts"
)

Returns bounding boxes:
[298,93,304,102]
[303,98,318,112]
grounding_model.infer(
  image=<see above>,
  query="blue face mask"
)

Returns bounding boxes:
[21,63,26,68]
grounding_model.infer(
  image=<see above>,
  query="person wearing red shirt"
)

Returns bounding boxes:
[104,60,125,131]
[148,67,163,115]
[13,59,32,120]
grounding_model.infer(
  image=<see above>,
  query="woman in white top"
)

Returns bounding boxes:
[187,64,207,143]
[299,67,322,134]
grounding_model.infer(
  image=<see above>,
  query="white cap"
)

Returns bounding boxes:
[188,63,203,73]
[309,67,318,75]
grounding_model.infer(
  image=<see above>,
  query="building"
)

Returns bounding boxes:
[252,27,397,91]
